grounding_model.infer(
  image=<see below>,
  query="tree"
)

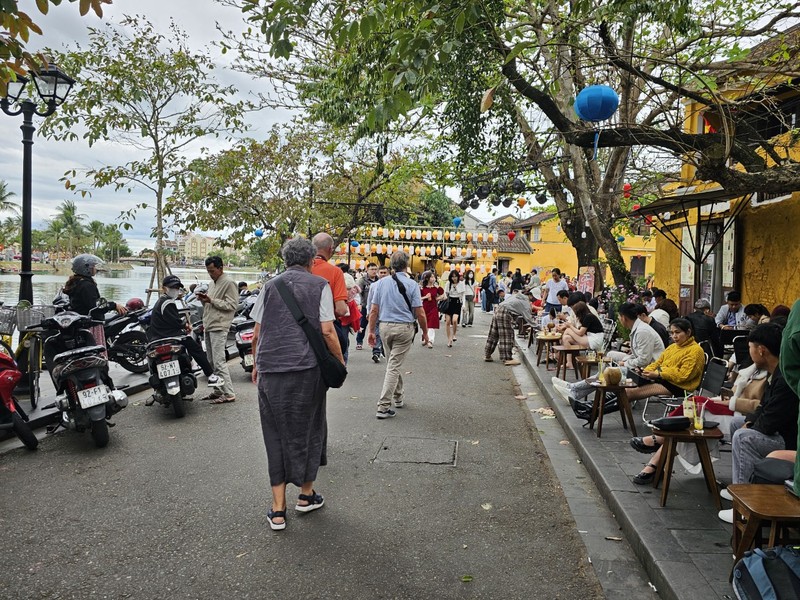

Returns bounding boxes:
[99,224,129,263]
[239,0,800,287]
[0,0,111,94]
[55,199,86,256]
[1,214,22,247]
[0,180,19,215]
[87,219,105,252]
[41,16,249,284]
[44,218,65,259]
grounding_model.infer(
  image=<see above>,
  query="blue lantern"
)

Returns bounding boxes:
[574,85,619,160]
[350,240,360,247]
[254,229,263,238]
[616,235,625,243]
[453,216,462,228]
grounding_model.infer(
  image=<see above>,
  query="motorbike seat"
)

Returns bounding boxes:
[52,345,107,363]
[145,337,186,351]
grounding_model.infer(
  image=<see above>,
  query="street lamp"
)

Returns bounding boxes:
[1,64,75,302]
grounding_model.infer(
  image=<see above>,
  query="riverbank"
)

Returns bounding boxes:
[0,261,133,274]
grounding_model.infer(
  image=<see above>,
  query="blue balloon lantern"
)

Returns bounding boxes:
[574,85,619,160]
[254,228,264,238]
[350,240,360,247]
[616,235,625,243]
[452,216,462,228]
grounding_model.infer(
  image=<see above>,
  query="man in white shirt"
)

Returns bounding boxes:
[543,268,570,314]
[715,290,748,330]
[605,302,665,367]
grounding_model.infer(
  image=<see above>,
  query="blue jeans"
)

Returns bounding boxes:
[730,415,786,484]
[334,320,350,364]
[356,310,368,346]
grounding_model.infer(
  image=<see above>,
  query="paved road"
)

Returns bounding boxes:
[1,323,602,599]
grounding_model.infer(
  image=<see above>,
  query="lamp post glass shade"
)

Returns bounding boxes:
[5,75,29,103]
[32,64,75,105]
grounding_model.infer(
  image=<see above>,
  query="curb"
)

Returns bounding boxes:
[517,342,723,600]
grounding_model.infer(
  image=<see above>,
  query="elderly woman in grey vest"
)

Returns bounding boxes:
[254,237,344,531]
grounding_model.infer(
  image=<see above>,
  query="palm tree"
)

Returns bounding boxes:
[102,224,125,263]
[88,220,106,253]
[45,218,66,260]
[1,215,22,247]
[0,180,19,216]
[55,200,87,257]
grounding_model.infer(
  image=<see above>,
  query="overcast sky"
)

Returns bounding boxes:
[2,0,521,252]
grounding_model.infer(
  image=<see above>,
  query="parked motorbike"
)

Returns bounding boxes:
[100,298,150,374]
[146,336,197,418]
[36,312,128,448]
[233,319,256,373]
[0,351,38,450]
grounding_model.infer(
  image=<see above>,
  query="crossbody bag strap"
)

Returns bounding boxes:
[392,274,414,320]
[274,277,328,362]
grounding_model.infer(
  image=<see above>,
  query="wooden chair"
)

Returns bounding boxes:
[552,344,583,380]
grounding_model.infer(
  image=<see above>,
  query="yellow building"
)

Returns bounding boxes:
[641,28,800,313]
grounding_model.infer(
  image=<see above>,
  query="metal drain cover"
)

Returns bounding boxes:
[374,436,458,465]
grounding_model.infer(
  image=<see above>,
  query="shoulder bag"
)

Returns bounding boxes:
[274,278,347,388]
[391,274,419,341]
[437,283,452,313]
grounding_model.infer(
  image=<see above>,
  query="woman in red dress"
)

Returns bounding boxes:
[420,270,444,349]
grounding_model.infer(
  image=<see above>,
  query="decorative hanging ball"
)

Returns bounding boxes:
[518,197,527,208]
[623,182,632,199]
[254,229,264,238]
[644,215,653,225]
[453,216,462,228]
[632,204,641,211]
[573,85,620,122]
[470,199,480,210]
[350,240,360,247]
[616,235,625,243]
[507,231,516,242]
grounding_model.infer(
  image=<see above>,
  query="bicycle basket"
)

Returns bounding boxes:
[16,305,56,331]
[0,306,16,335]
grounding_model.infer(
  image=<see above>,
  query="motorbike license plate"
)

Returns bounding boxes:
[243,353,254,367]
[77,385,109,409]
[157,360,181,379]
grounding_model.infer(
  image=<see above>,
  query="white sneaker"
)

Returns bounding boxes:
[551,376,570,388]
[552,386,571,403]
[718,508,734,524]
[720,488,733,501]
[207,374,224,388]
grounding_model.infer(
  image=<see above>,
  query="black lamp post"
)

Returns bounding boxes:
[1,64,75,302]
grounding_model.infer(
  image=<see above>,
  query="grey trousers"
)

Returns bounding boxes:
[204,329,235,398]
[377,322,415,410]
[730,415,786,484]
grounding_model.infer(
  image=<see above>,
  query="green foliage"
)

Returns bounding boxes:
[39,16,250,249]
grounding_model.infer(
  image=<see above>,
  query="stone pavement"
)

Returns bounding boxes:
[516,330,738,600]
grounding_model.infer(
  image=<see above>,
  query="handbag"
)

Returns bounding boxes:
[274,278,347,388]
[649,416,691,431]
[437,297,451,313]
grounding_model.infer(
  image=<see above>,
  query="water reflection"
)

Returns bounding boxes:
[0,265,262,307]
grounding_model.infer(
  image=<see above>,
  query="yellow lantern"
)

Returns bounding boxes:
[399,229,406,239]
[413,230,420,240]
[444,231,450,241]
[477,233,483,243]
[487,233,494,243]
[426,246,433,256]
[378,227,384,237]
[467,232,473,242]
[492,248,497,257]
[435,246,442,256]
[449,247,456,257]
[403,245,410,254]
[482,248,488,258]
[518,197,527,208]
[370,243,377,253]
[415,247,421,255]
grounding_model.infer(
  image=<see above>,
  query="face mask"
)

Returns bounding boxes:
[166,288,181,299]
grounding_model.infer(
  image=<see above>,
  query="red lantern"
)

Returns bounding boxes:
[644,215,653,225]
[623,182,632,198]
[507,231,516,241]
[632,203,641,211]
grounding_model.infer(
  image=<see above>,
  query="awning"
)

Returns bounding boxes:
[629,187,753,293]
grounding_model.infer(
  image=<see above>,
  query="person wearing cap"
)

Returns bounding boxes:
[238,281,252,298]
[686,298,723,358]
[147,275,224,397]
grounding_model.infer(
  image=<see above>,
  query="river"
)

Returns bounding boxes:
[0,265,264,307]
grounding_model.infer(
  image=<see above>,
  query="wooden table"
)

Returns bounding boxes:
[651,425,724,508]
[575,356,612,379]
[534,333,562,370]
[588,381,638,438]
[553,344,584,380]
[728,483,800,578]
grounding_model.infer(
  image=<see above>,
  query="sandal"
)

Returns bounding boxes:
[209,396,235,404]
[630,435,661,454]
[296,490,324,513]
[267,509,286,530]
[633,463,658,485]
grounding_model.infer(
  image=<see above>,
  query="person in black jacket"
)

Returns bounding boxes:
[63,254,127,316]
[634,304,671,348]
[685,298,723,358]
[719,323,799,523]
[147,275,223,392]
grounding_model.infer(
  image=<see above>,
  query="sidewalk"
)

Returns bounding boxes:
[516,335,736,600]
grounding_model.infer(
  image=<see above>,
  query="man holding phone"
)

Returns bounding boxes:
[198,256,239,404]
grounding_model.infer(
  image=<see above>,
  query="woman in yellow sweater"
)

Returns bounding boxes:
[626,318,706,484]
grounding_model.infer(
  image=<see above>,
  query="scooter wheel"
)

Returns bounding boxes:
[12,412,38,450]
[90,420,110,448]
